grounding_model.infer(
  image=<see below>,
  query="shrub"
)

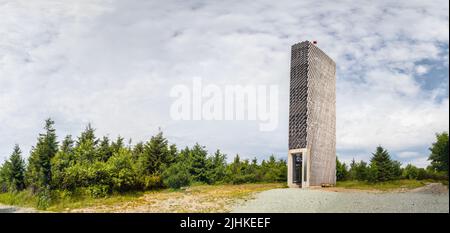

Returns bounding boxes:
[85,185,110,198]
[162,162,191,189]
[336,158,349,181]
[36,186,52,210]
[141,174,163,190]
[403,164,419,179]
[107,148,138,192]
[416,168,428,180]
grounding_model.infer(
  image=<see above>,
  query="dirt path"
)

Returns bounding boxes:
[0,204,38,213]
[2,183,447,213]
[68,183,283,213]
[232,183,449,213]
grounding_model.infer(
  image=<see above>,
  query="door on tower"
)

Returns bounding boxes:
[292,153,302,184]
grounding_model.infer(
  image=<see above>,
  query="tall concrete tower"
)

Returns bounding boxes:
[288,41,336,188]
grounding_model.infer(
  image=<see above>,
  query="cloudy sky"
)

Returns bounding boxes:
[0,0,448,167]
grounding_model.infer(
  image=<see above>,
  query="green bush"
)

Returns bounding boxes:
[403,164,419,179]
[162,162,191,189]
[85,185,110,198]
[36,186,51,210]
[106,148,138,192]
[336,158,348,181]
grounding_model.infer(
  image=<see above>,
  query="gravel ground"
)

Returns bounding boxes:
[0,204,38,213]
[1,183,448,213]
[232,183,449,213]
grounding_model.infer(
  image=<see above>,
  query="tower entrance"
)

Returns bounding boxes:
[292,153,302,184]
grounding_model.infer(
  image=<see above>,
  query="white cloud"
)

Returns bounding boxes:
[0,0,448,168]
[397,151,422,159]
[407,157,431,168]
[415,65,429,75]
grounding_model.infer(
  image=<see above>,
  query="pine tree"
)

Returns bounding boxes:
[355,160,369,181]
[74,124,97,163]
[8,144,26,191]
[51,135,75,189]
[167,144,178,166]
[369,146,396,182]
[97,136,113,162]
[205,149,227,184]
[26,118,58,192]
[139,131,169,175]
[189,143,208,183]
[336,157,348,181]
[0,161,11,192]
[111,136,124,155]
[349,158,357,180]
[131,142,144,161]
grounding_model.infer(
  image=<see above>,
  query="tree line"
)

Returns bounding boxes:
[336,132,449,182]
[0,119,287,207]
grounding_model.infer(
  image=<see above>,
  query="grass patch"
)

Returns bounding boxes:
[0,190,37,208]
[335,179,438,191]
[0,183,284,212]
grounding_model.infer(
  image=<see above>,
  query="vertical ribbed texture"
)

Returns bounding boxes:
[289,41,336,185]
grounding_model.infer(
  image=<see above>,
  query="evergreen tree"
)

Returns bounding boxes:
[111,136,125,155]
[97,136,113,162]
[336,157,348,181]
[0,161,11,192]
[348,158,357,180]
[189,143,208,183]
[131,142,145,161]
[162,161,191,189]
[139,131,169,175]
[51,135,75,189]
[428,132,449,177]
[369,146,397,182]
[355,160,369,181]
[167,144,178,166]
[8,144,26,191]
[74,124,97,163]
[26,118,58,192]
[205,149,227,184]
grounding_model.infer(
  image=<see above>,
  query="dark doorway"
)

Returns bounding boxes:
[292,153,302,184]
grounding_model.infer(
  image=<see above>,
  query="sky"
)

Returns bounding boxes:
[0,0,448,167]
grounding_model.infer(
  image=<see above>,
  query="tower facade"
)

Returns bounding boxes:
[288,41,336,188]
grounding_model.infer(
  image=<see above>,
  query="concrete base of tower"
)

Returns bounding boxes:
[287,148,310,188]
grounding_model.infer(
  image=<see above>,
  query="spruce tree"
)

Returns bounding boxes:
[26,118,58,192]
[369,146,395,182]
[132,142,144,161]
[74,124,97,163]
[139,131,169,175]
[205,149,227,184]
[189,143,208,183]
[111,136,124,155]
[8,144,26,191]
[97,136,113,162]
[355,160,369,181]
[0,161,11,192]
[336,157,348,181]
[51,135,75,189]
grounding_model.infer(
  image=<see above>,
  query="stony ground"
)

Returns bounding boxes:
[1,183,448,213]
[231,183,449,213]
[0,204,38,213]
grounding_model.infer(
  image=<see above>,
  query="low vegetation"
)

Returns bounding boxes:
[336,132,448,185]
[0,119,287,210]
[0,183,284,212]
[336,179,435,191]
[0,118,447,211]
